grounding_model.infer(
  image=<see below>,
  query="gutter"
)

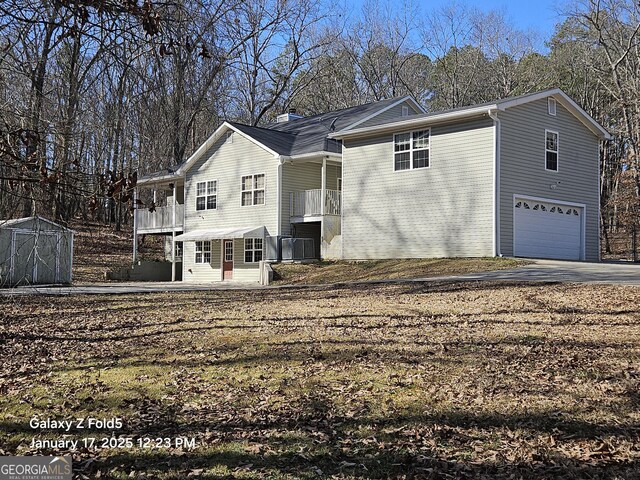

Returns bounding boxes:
[488,109,501,257]
[329,105,498,140]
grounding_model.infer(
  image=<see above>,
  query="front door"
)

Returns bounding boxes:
[223,239,233,280]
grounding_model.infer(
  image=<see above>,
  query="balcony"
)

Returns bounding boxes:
[136,204,184,233]
[290,189,341,220]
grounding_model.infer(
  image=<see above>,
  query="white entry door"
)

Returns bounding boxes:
[514,198,583,260]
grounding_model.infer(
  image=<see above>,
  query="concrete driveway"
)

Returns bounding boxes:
[442,259,640,285]
[2,259,640,296]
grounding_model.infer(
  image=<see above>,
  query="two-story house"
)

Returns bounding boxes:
[134,96,424,282]
[331,89,610,263]
[134,88,610,283]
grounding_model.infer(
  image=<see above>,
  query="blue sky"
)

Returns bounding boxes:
[343,0,568,50]
[437,0,565,38]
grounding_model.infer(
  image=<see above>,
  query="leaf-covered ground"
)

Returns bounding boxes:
[1,281,640,479]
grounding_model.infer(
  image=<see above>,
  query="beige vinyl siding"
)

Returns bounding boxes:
[499,99,600,260]
[182,131,277,283]
[280,162,322,234]
[342,117,494,259]
[234,237,261,282]
[357,100,421,128]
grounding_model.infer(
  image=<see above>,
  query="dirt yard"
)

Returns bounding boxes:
[1,281,639,479]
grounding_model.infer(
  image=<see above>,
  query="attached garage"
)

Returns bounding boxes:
[513,197,584,260]
[0,216,74,286]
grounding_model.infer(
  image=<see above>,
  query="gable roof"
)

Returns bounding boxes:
[137,96,424,184]
[329,89,612,141]
[0,215,74,232]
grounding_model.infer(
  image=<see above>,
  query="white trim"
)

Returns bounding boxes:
[222,239,234,280]
[331,89,612,141]
[498,89,611,140]
[596,140,601,261]
[285,151,342,161]
[341,97,426,133]
[194,240,212,264]
[548,97,557,116]
[392,128,431,172]
[512,194,586,261]
[331,105,493,140]
[195,179,218,211]
[276,158,283,236]
[175,122,280,177]
[240,172,266,207]
[488,109,501,256]
[545,129,559,172]
[243,237,264,263]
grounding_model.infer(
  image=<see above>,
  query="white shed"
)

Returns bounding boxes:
[0,216,74,286]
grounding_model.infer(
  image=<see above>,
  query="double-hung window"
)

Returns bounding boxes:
[241,174,265,206]
[394,129,430,171]
[195,241,211,264]
[196,180,217,210]
[244,238,263,263]
[545,130,559,171]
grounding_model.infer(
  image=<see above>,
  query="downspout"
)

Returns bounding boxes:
[276,155,284,237]
[488,109,501,257]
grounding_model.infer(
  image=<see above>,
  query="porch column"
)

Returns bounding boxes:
[132,187,138,263]
[152,187,157,229]
[171,183,177,282]
[320,157,327,259]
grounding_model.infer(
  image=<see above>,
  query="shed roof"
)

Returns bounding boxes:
[0,216,74,232]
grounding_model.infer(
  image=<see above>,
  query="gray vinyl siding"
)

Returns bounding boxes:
[182,131,277,283]
[499,99,600,261]
[281,162,322,234]
[357,100,421,128]
[342,117,495,259]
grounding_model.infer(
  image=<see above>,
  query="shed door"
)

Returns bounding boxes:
[12,233,36,284]
[35,233,59,284]
[514,199,582,260]
[223,239,233,280]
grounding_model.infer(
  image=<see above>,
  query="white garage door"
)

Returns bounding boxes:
[514,198,583,260]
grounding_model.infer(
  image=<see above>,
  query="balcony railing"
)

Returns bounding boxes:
[136,204,184,232]
[290,189,341,217]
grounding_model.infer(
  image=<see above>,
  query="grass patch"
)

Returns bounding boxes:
[1,282,640,478]
[271,257,526,285]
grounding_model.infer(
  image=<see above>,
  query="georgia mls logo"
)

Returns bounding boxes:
[0,456,72,480]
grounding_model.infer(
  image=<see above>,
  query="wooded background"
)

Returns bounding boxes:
[0,0,638,254]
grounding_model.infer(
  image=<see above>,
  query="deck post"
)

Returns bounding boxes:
[171,183,176,282]
[321,158,327,258]
[132,187,138,263]
[152,187,157,229]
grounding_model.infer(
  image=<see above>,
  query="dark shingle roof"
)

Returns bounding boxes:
[231,97,408,156]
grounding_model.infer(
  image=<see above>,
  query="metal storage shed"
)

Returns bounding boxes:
[0,216,74,286]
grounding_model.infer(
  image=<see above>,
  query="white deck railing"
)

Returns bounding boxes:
[290,189,341,217]
[137,204,184,231]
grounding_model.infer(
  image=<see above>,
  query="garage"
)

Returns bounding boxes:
[513,197,584,260]
[0,216,74,286]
